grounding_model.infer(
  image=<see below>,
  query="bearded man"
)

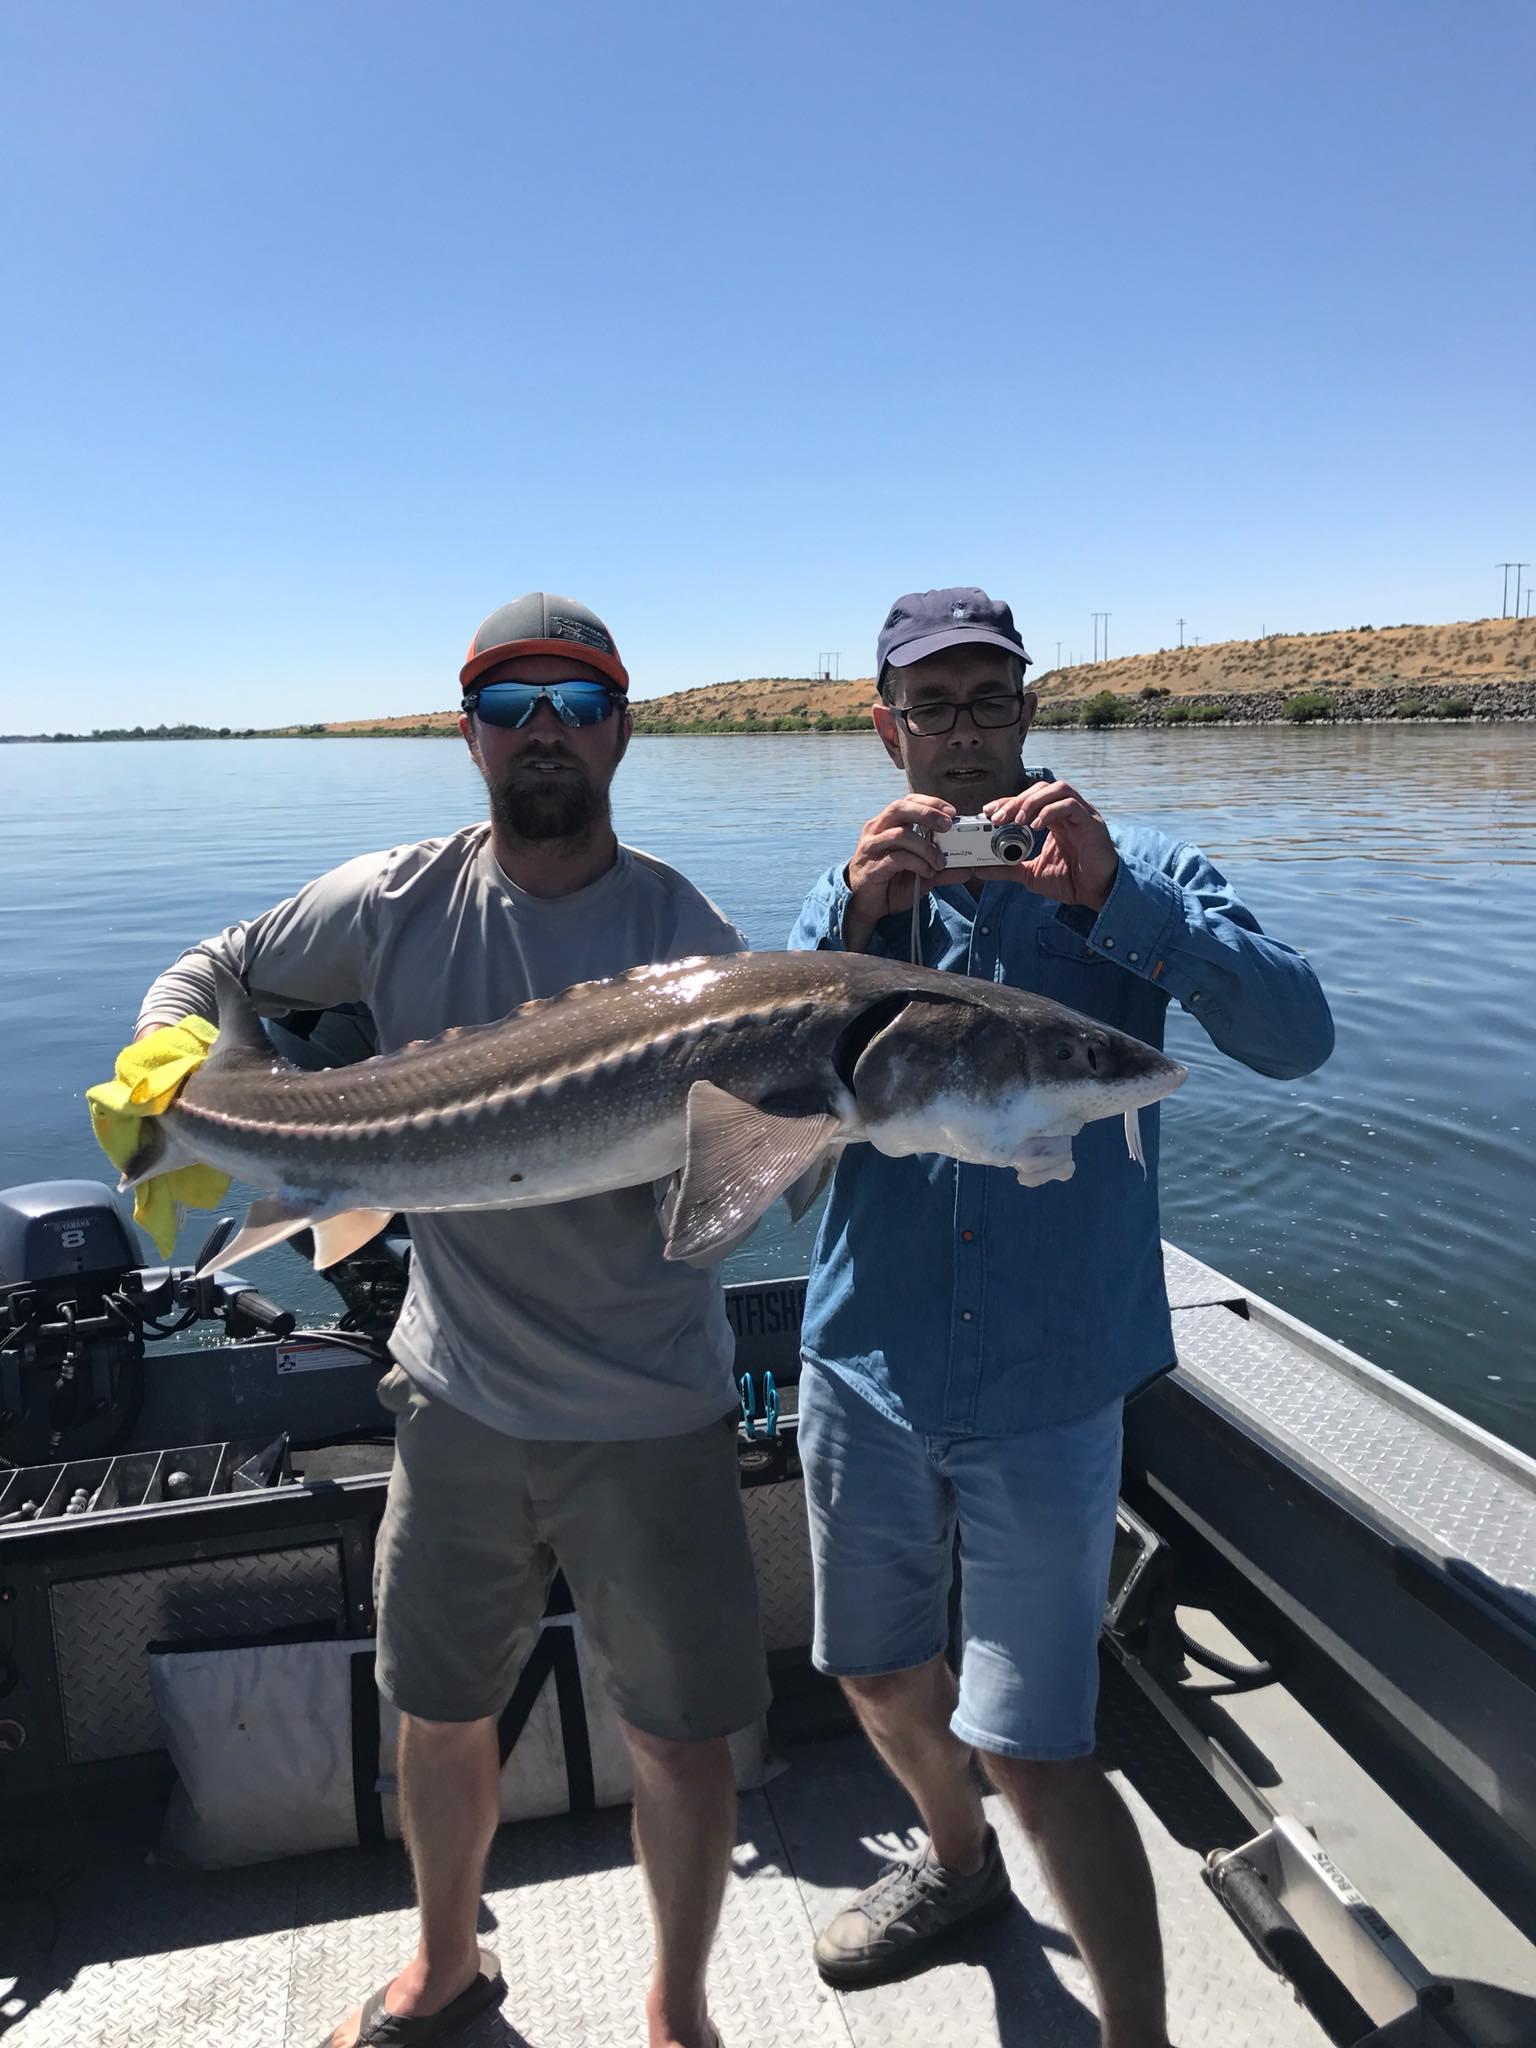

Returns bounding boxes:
[135,593,767,2048]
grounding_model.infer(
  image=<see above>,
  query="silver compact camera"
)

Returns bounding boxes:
[927,815,1041,868]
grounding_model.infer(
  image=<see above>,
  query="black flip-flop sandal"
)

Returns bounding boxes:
[318,1948,505,2047]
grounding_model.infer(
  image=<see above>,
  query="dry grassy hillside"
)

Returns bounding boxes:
[634,617,1533,730]
[1032,615,1534,702]
[298,616,1533,734]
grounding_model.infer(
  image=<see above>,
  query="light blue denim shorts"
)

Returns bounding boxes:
[796,1362,1124,1761]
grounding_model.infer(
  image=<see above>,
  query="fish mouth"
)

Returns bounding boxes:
[1010,1133,1078,1186]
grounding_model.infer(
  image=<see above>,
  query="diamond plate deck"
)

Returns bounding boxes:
[743,1480,815,1655]
[1172,1303,1536,1610]
[49,1542,347,1761]
[4,1663,1326,2047]
[1161,1242,1249,1311]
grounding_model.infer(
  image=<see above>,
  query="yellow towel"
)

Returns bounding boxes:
[86,1019,231,1258]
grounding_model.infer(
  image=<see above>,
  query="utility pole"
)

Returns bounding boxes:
[1177,618,1185,648]
[1514,566,1530,620]
[1056,641,1063,670]
[1091,611,1109,662]
[1498,564,1518,618]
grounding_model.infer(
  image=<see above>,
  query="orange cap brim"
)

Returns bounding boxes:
[460,639,629,692]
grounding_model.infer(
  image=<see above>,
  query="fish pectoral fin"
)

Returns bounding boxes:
[194,1196,314,1278]
[782,1144,843,1224]
[664,1083,840,1265]
[310,1207,394,1269]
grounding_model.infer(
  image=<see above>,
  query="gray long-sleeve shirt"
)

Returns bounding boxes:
[139,824,748,1441]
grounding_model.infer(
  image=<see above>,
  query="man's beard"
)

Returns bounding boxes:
[486,749,609,844]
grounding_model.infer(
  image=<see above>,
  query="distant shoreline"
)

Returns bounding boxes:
[7,713,1536,743]
[7,671,1535,744]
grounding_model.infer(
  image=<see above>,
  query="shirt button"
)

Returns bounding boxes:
[1129,950,1139,962]
[1102,936,1116,950]
[960,1229,974,1242]
[961,1309,974,1322]
[1190,992,1201,1004]
[979,925,990,935]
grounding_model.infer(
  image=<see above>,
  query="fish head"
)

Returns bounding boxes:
[848,991,1187,1185]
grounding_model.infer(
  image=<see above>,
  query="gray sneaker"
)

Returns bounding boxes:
[813,1827,1012,1986]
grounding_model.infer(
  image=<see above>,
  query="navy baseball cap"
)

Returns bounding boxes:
[460,592,629,692]
[876,587,1032,683]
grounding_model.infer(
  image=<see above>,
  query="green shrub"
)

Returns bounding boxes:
[1138,684,1170,700]
[1282,692,1333,723]
[1036,704,1075,727]
[1162,703,1190,724]
[1392,694,1426,718]
[1082,690,1130,728]
[1435,695,1473,718]
[1190,703,1226,723]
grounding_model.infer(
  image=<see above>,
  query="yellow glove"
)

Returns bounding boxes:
[86,1018,231,1258]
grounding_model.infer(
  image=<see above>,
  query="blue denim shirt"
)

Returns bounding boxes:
[788,822,1335,1435]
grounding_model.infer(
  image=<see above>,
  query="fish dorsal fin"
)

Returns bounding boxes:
[664,1083,839,1265]
[204,959,291,1066]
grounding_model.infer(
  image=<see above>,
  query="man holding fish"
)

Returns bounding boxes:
[134,594,770,2048]
[788,586,1336,2047]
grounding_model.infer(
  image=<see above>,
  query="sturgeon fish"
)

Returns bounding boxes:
[123,951,1188,1273]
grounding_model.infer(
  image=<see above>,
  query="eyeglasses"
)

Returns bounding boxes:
[465,680,622,730]
[889,692,1026,737]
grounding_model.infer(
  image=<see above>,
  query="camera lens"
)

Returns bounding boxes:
[990,825,1036,863]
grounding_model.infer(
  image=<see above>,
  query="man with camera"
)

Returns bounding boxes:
[788,586,1334,2047]
[135,594,766,2048]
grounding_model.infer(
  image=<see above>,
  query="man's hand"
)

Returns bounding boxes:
[981,782,1119,912]
[842,795,956,952]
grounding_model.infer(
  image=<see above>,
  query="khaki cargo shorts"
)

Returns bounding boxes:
[372,1365,770,1741]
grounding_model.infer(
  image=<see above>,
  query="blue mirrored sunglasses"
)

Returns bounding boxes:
[466,680,622,730]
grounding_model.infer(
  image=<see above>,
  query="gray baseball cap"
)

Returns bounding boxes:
[877,586,1032,682]
[460,591,629,692]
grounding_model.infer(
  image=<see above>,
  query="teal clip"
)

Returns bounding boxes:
[739,1371,757,1438]
[762,1371,779,1438]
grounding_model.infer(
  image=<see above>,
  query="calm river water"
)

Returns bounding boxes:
[3,725,1532,1452]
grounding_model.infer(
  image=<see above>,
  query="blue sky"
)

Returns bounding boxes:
[3,0,1532,729]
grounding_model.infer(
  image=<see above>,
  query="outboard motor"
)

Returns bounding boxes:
[0,1180,305,1470]
[0,1179,141,1298]
[0,1182,147,1467]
